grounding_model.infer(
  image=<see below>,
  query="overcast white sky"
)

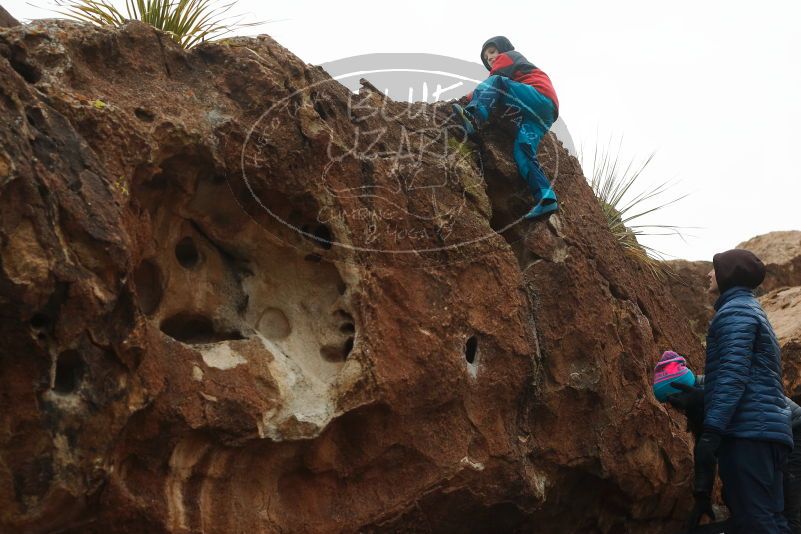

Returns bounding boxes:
[7,0,801,260]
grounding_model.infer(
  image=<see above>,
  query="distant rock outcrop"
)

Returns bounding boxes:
[665,232,801,406]
[0,19,703,533]
[762,286,801,399]
[663,259,714,342]
[738,231,801,292]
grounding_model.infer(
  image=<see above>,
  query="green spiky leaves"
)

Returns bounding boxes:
[53,0,263,49]
[583,138,690,279]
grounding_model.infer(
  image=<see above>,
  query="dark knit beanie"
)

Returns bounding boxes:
[480,36,514,70]
[712,249,766,294]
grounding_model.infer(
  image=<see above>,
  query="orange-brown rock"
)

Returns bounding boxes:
[738,231,801,292]
[761,286,801,399]
[664,233,801,411]
[0,19,703,533]
[663,259,714,343]
[665,231,801,344]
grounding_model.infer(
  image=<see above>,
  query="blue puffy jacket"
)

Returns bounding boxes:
[703,286,792,449]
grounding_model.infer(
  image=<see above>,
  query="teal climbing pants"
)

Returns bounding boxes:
[466,74,557,204]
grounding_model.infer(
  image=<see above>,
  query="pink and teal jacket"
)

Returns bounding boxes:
[467,36,559,118]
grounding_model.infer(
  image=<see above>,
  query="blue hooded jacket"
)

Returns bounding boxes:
[703,285,792,448]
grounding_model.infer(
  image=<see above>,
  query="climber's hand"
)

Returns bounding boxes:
[667,382,704,412]
[686,491,715,528]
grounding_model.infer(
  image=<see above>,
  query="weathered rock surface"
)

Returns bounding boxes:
[0,5,18,28]
[0,19,703,533]
[664,232,801,405]
[663,259,714,343]
[738,231,801,292]
[761,286,801,399]
[665,231,801,343]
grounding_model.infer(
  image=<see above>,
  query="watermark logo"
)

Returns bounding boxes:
[240,53,574,262]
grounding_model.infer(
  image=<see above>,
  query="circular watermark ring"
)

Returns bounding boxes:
[238,53,575,261]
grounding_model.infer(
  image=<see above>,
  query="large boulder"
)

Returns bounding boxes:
[663,259,714,343]
[0,19,701,532]
[761,286,801,399]
[665,231,801,343]
[738,231,801,292]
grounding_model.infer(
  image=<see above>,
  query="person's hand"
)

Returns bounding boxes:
[668,382,706,438]
[667,382,704,412]
[694,431,721,494]
[686,491,716,528]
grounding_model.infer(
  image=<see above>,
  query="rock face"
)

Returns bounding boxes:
[665,233,801,404]
[663,260,714,343]
[761,287,801,399]
[0,5,18,28]
[665,231,801,343]
[0,20,703,533]
[741,233,801,396]
[738,231,801,293]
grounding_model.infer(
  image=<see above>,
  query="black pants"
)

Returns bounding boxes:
[784,428,801,534]
[717,437,791,534]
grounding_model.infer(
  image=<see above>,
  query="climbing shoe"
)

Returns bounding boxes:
[451,103,479,137]
[524,189,559,220]
[525,201,559,220]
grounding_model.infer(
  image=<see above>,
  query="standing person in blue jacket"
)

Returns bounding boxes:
[694,249,793,533]
[451,36,560,220]
[655,359,801,533]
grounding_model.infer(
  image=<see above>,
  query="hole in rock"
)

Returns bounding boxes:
[302,224,333,250]
[465,336,478,365]
[160,313,243,344]
[28,283,68,336]
[25,106,46,130]
[609,283,627,300]
[8,49,42,84]
[336,281,347,295]
[54,350,85,394]
[334,310,355,334]
[133,259,163,315]
[320,336,354,363]
[134,107,155,122]
[315,225,332,247]
[256,307,291,340]
[30,313,50,330]
[313,98,330,120]
[175,236,201,269]
[304,253,322,263]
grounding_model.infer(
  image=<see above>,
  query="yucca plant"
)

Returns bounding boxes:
[581,138,690,278]
[53,0,262,49]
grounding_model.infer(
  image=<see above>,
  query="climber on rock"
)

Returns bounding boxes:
[451,35,560,221]
[653,249,795,534]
